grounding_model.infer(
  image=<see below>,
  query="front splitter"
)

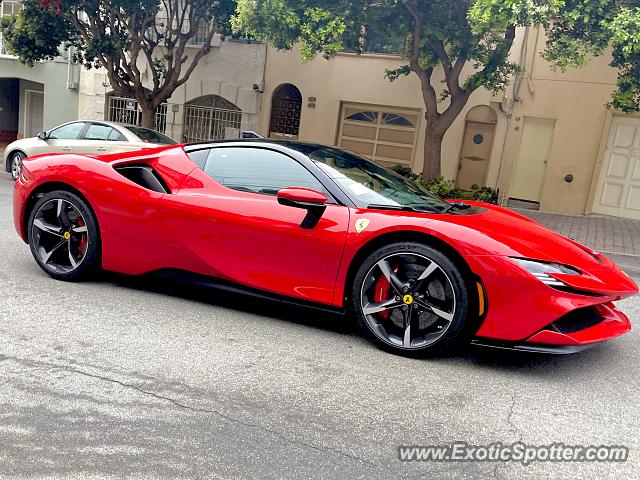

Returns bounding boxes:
[470,338,601,354]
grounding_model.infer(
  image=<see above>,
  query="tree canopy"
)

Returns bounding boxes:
[1,0,236,127]
[234,0,640,179]
[474,0,640,112]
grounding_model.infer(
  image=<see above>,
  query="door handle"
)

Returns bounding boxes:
[97,146,107,151]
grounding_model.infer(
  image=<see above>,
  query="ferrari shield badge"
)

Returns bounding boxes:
[355,218,370,234]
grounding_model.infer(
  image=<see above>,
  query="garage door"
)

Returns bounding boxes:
[592,116,640,219]
[337,103,420,168]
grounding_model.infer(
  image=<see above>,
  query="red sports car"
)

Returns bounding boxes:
[13,141,638,355]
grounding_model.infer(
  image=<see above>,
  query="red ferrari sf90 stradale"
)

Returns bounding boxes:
[13,141,638,356]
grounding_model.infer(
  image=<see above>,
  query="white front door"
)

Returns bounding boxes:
[592,116,640,220]
[25,90,44,137]
[510,117,555,203]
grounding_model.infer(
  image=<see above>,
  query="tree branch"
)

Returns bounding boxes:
[175,25,217,90]
[404,1,439,124]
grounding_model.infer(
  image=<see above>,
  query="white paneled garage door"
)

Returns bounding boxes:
[593,116,640,219]
[337,103,420,168]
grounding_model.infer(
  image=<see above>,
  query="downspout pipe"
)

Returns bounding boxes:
[495,27,530,199]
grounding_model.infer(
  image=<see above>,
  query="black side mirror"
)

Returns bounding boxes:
[277,187,327,229]
[37,131,48,140]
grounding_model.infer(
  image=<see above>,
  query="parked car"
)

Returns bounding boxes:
[4,121,176,180]
[12,141,638,356]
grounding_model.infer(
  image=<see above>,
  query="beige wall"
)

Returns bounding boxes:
[259,47,508,181]
[498,28,622,214]
[79,38,266,141]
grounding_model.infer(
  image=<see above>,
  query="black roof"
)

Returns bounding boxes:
[184,139,338,155]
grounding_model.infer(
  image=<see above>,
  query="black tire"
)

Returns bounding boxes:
[9,151,26,180]
[351,242,472,357]
[27,190,101,281]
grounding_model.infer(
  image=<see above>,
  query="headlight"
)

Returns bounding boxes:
[510,258,580,287]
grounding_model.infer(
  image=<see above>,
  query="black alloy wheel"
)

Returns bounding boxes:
[352,242,471,356]
[28,190,100,281]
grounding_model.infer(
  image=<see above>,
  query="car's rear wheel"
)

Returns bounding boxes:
[27,190,100,281]
[352,242,471,356]
[10,151,26,180]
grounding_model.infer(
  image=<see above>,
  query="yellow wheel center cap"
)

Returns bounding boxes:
[403,294,414,305]
[63,231,71,240]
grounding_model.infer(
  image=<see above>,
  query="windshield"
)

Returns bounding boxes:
[126,126,177,145]
[284,144,448,211]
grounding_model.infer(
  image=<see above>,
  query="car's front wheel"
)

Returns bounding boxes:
[9,151,26,180]
[27,190,100,281]
[352,242,471,356]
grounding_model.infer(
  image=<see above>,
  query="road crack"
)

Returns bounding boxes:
[506,394,523,443]
[4,354,405,479]
[494,394,523,480]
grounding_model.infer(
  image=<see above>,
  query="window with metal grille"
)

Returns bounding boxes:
[0,0,22,56]
[106,95,168,134]
[182,95,243,143]
[269,84,302,138]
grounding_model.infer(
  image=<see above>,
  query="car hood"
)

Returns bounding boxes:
[443,202,601,266]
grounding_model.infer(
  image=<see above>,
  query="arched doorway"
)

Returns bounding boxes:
[456,105,498,190]
[269,84,302,139]
[182,94,242,142]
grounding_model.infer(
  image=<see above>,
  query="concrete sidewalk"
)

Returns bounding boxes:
[513,209,640,257]
[513,209,640,272]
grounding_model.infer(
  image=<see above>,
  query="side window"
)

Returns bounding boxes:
[48,122,86,140]
[203,147,326,197]
[187,149,209,169]
[108,128,127,141]
[84,124,114,141]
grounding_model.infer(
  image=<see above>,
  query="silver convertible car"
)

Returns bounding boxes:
[4,120,176,180]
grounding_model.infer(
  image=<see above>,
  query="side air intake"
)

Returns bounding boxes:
[113,164,170,194]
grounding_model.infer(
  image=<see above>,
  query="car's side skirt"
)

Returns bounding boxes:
[143,269,346,316]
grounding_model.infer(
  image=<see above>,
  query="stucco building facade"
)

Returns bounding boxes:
[78,37,266,144]
[499,29,640,220]
[258,47,508,188]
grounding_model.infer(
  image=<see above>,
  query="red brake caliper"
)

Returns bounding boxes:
[373,264,398,319]
[76,217,88,255]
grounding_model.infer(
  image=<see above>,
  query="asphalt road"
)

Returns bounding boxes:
[0,174,639,480]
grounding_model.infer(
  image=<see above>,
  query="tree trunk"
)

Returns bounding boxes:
[422,127,445,182]
[140,104,156,129]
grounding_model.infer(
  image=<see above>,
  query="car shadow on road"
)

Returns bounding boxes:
[103,270,354,335]
[101,270,624,376]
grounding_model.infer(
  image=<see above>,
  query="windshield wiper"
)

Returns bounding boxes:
[440,202,471,214]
